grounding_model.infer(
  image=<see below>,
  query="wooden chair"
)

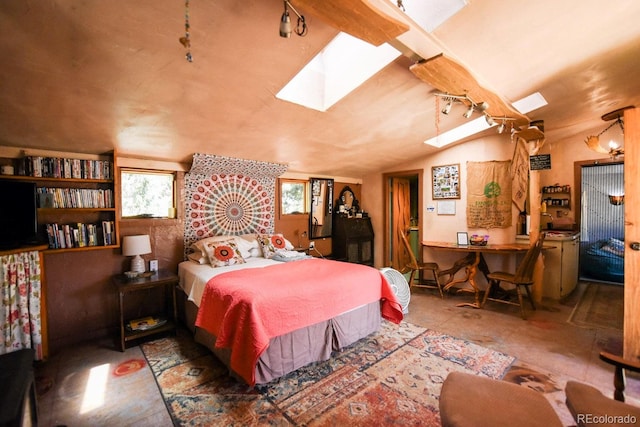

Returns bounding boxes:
[481,233,545,319]
[440,354,640,427]
[398,229,444,298]
[565,351,640,426]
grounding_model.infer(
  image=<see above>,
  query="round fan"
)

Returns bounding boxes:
[379,267,411,314]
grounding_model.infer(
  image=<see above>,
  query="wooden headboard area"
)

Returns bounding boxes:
[183,154,288,255]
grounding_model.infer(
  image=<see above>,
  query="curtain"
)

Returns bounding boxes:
[0,250,43,359]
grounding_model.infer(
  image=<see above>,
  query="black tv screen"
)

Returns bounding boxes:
[0,180,40,249]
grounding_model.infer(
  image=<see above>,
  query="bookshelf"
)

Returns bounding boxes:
[0,151,120,253]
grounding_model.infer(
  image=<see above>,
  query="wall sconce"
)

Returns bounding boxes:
[122,235,152,273]
[585,106,633,159]
[608,194,625,205]
[279,0,307,38]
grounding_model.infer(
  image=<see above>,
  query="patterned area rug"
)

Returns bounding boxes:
[141,321,515,426]
[568,282,623,330]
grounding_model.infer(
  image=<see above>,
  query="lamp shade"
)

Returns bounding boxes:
[122,235,152,256]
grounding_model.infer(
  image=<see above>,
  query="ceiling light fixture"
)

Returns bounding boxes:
[584,106,633,159]
[280,0,307,38]
[435,93,489,120]
[485,115,495,126]
[463,104,474,119]
[441,100,453,115]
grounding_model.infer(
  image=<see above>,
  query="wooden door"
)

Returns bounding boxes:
[391,177,411,271]
[624,108,640,358]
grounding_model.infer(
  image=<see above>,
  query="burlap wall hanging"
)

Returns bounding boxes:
[466,160,512,228]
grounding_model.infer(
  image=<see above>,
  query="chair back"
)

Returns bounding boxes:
[512,233,545,284]
[398,229,419,270]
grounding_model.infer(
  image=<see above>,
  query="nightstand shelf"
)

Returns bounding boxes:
[112,270,178,351]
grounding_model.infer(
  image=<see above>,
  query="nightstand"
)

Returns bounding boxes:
[112,269,178,351]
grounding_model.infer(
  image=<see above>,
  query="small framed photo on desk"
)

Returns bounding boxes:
[457,232,469,246]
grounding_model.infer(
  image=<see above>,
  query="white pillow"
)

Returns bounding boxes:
[234,235,260,258]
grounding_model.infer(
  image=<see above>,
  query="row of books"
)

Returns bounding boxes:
[36,187,114,209]
[45,220,116,249]
[17,156,113,180]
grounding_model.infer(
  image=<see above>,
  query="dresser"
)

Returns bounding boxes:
[332,216,374,265]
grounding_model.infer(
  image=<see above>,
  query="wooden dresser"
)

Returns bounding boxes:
[332,216,374,266]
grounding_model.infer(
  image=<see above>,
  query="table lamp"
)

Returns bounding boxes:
[122,234,151,273]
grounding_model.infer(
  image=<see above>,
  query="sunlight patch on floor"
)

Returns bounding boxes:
[80,363,109,414]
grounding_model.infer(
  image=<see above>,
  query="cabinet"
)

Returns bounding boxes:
[518,233,580,299]
[1,152,119,252]
[332,216,374,265]
[112,270,178,351]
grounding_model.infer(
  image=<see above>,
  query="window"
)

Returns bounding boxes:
[280,179,308,215]
[121,169,176,218]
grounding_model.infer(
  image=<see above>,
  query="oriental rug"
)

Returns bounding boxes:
[141,321,515,426]
[568,282,623,330]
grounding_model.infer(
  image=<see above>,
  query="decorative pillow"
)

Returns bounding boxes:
[257,234,294,259]
[191,235,234,258]
[202,239,246,267]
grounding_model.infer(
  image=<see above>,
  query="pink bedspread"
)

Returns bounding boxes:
[195,258,403,385]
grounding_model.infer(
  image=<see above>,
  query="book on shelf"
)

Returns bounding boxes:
[127,316,167,331]
[18,155,113,180]
[44,221,116,249]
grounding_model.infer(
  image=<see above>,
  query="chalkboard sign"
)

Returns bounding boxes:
[530,154,551,170]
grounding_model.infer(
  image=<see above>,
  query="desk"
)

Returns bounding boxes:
[422,241,532,308]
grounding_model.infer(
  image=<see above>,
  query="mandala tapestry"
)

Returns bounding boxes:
[184,154,288,256]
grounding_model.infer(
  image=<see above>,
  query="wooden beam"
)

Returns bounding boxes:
[410,54,530,128]
[294,0,409,46]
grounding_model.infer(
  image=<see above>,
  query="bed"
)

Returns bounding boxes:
[178,233,403,386]
[581,237,624,283]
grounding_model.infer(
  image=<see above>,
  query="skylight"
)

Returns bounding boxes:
[276,0,468,111]
[276,33,401,112]
[424,92,548,147]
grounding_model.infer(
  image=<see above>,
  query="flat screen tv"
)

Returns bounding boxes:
[0,180,41,250]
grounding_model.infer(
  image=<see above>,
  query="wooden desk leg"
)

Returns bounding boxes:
[442,253,476,291]
[455,253,483,309]
[119,290,125,352]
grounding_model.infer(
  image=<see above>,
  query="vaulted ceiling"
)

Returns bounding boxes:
[1,0,639,177]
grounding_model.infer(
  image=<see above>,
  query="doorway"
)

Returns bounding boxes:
[576,161,624,284]
[383,170,422,270]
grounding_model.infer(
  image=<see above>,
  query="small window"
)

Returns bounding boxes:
[121,169,176,218]
[280,179,308,215]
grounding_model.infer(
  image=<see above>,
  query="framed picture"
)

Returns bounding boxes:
[457,232,469,246]
[432,164,460,199]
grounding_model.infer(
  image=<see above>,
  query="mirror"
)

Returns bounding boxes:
[309,178,334,239]
[337,186,360,215]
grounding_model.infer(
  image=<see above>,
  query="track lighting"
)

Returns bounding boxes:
[485,115,495,126]
[435,93,488,120]
[463,104,474,118]
[497,122,506,134]
[279,0,307,38]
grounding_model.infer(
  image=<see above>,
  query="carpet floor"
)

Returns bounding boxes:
[141,321,516,426]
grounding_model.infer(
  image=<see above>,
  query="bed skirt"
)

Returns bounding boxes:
[179,290,381,384]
